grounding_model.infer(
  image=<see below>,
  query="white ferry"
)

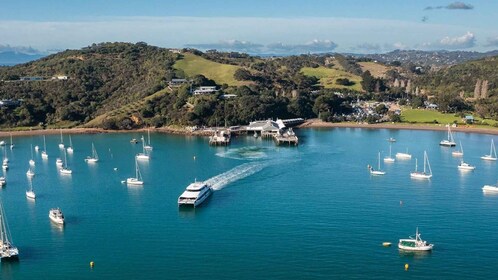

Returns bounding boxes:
[178,181,212,207]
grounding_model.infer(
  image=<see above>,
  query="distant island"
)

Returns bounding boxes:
[0,42,497,132]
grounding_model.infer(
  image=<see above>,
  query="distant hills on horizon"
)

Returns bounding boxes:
[2,45,498,66]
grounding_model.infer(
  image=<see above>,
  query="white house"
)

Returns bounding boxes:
[193,86,218,95]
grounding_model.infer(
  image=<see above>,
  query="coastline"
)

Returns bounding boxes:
[298,119,498,136]
[2,119,498,137]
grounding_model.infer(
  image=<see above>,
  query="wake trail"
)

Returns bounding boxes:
[206,161,269,191]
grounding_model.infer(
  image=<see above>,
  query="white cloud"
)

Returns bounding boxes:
[0,17,487,53]
[439,31,476,48]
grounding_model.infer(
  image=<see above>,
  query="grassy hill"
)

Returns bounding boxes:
[174,53,245,86]
[401,108,497,126]
[301,66,363,91]
[358,62,390,78]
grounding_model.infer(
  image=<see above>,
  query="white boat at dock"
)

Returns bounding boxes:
[49,208,65,224]
[178,181,212,207]
[410,151,432,179]
[0,201,19,260]
[398,228,433,251]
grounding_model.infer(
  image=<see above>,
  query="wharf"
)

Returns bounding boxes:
[209,130,230,146]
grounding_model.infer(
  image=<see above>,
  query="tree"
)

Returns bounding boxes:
[361,71,375,92]
[375,104,388,115]
[234,69,252,81]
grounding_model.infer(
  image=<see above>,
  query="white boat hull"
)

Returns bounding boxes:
[410,172,432,179]
[178,188,212,207]
[60,168,72,174]
[26,190,36,199]
[439,140,456,147]
[481,155,497,161]
[49,216,64,224]
[59,144,64,149]
[383,157,395,163]
[398,244,434,251]
[136,154,149,160]
[458,163,475,171]
[67,147,73,153]
[452,151,463,157]
[126,178,143,185]
[482,185,498,193]
[85,158,98,163]
[41,152,48,159]
[370,170,386,176]
[395,153,412,159]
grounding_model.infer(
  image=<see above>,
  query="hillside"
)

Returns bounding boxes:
[173,53,245,86]
[301,66,362,91]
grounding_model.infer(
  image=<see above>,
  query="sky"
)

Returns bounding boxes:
[0,0,497,55]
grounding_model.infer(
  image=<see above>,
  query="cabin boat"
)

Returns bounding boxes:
[178,181,212,207]
[482,182,498,193]
[49,208,65,224]
[458,161,475,171]
[398,228,433,251]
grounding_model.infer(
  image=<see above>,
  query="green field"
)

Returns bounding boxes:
[301,66,363,91]
[401,108,498,126]
[174,53,245,86]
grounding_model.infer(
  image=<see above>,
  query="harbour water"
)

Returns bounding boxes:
[1,128,498,279]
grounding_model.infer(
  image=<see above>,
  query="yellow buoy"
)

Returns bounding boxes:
[90,261,95,268]
[382,242,392,247]
[404,263,409,271]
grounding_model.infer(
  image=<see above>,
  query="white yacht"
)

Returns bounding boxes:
[84,142,99,163]
[9,134,14,150]
[481,139,497,161]
[398,228,434,251]
[410,151,432,179]
[396,149,412,160]
[49,208,65,224]
[178,181,212,207]
[0,201,19,260]
[26,178,36,200]
[457,161,475,171]
[369,152,386,176]
[144,129,153,151]
[66,135,74,154]
[2,161,8,171]
[383,143,395,163]
[482,183,498,193]
[0,141,5,146]
[440,125,456,147]
[125,159,143,185]
[34,145,39,152]
[26,167,35,178]
[41,135,48,160]
[0,177,5,187]
[388,137,396,142]
[59,149,72,175]
[452,141,464,157]
[56,158,63,166]
[136,136,150,160]
[58,129,64,149]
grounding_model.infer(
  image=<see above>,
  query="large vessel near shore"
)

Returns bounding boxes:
[1,200,19,260]
[178,181,212,207]
[398,228,433,251]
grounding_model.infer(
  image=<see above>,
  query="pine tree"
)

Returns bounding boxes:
[481,80,489,99]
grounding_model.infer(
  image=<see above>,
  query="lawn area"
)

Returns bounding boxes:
[358,62,390,78]
[401,108,498,126]
[174,53,245,86]
[301,66,363,91]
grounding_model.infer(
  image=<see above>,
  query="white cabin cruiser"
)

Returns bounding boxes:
[49,208,65,224]
[178,181,212,207]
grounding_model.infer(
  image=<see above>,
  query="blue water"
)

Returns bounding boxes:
[1,128,498,279]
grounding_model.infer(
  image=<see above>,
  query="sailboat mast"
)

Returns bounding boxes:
[148,129,151,145]
[378,152,381,170]
[423,152,427,173]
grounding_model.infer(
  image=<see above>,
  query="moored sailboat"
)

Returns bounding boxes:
[0,200,19,260]
[26,178,36,200]
[125,158,143,185]
[452,141,464,157]
[41,135,48,160]
[66,135,74,154]
[410,151,432,179]
[144,129,153,151]
[136,136,150,160]
[481,139,497,161]
[383,143,395,163]
[84,142,99,163]
[58,129,64,149]
[59,149,72,174]
[369,152,386,175]
[396,148,412,159]
[440,125,456,147]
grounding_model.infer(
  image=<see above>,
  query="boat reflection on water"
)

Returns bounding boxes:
[398,249,433,259]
